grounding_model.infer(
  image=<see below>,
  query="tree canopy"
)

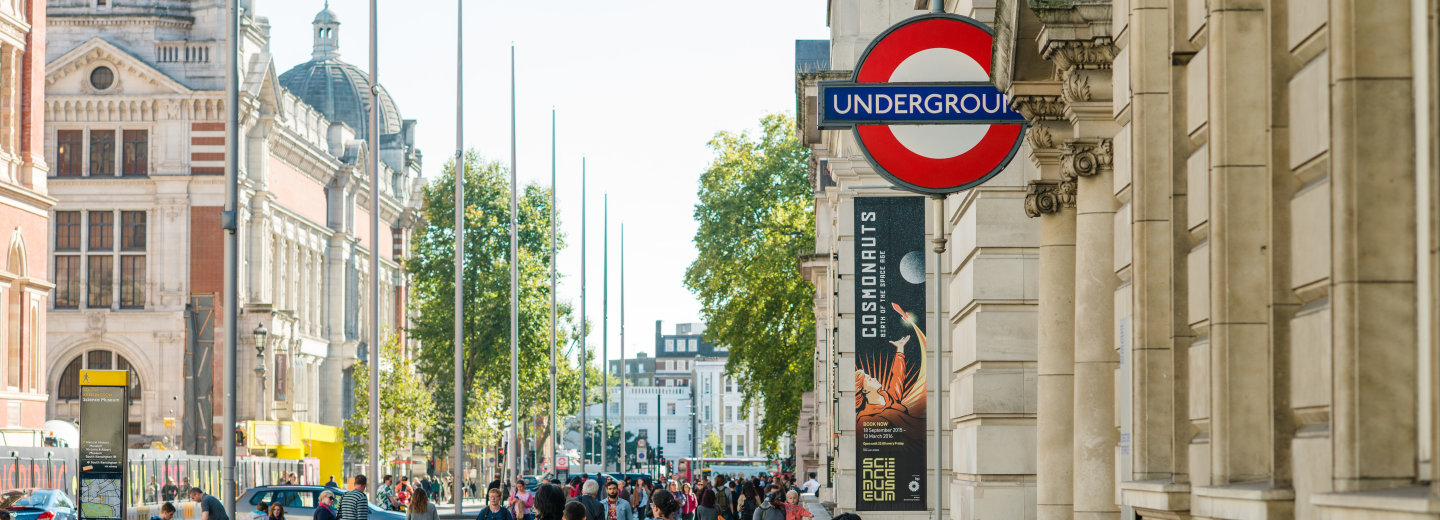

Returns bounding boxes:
[684,113,816,455]
[344,333,435,460]
[407,152,591,457]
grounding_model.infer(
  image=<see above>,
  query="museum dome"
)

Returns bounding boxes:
[278,2,402,142]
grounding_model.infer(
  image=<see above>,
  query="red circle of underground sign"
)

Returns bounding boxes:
[852,15,1025,193]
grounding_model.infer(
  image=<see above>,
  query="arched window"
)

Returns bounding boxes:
[54,350,142,402]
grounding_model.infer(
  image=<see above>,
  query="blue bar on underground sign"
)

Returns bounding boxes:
[821,83,1026,124]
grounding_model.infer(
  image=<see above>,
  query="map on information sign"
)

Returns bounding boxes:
[79,477,122,519]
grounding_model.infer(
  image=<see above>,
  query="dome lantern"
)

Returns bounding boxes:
[312,0,341,60]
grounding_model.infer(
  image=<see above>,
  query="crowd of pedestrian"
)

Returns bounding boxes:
[474,472,836,520]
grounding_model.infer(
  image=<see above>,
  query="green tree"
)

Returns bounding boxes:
[685,113,816,456]
[407,152,590,457]
[702,431,724,458]
[344,333,436,460]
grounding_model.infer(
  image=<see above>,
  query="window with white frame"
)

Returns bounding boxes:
[665,338,675,352]
[54,210,147,310]
[53,128,149,177]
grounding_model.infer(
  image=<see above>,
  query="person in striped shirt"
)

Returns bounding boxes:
[339,475,371,520]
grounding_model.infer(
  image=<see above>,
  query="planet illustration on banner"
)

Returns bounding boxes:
[900,251,925,284]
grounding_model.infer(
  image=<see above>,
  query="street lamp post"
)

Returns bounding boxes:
[253,323,269,421]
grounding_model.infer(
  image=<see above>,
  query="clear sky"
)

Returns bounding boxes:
[264,0,831,364]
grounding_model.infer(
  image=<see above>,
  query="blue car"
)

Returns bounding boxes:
[237,485,403,520]
[0,489,76,520]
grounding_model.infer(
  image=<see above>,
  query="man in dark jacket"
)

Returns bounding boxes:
[566,480,605,520]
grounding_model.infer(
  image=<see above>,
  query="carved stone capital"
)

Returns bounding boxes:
[1011,94,1066,121]
[1060,138,1113,178]
[1027,123,1057,151]
[1024,179,1075,218]
[1060,67,1092,104]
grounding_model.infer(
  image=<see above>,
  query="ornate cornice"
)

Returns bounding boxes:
[1060,138,1113,178]
[1043,38,1117,71]
[1024,179,1075,217]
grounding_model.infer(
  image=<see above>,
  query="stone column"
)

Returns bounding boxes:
[1206,0,1273,485]
[1329,0,1418,492]
[1024,123,1076,520]
[1031,176,1077,515]
[1065,138,1118,520]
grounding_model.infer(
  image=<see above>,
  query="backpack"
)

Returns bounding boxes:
[477,508,515,520]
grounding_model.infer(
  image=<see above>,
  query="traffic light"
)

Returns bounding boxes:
[498,447,506,460]
[427,459,436,476]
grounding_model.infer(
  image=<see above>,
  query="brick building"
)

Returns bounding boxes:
[0,0,54,438]
[43,0,421,469]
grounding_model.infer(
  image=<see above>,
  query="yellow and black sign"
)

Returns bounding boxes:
[78,370,129,520]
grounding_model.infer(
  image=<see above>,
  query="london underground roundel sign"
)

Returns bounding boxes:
[818,14,1026,194]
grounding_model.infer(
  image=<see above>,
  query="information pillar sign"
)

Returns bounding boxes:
[852,197,926,511]
[78,370,129,520]
[819,14,1026,194]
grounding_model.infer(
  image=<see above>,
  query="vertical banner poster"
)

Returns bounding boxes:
[78,370,129,520]
[853,196,926,511]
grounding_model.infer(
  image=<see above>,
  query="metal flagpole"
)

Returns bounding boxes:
[509,43,521,485]
[549,109,558,480]
[601,194,608,474]
[368,0,381,500]
[221,0,238,513]
[619,224,625,473]
[579,159,587,470]
[452,0,465,510]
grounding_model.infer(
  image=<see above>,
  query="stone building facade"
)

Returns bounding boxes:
[798,0,1041,515]
[0,0,53,439]
[43,0,421,454]
[801,0,1440,518]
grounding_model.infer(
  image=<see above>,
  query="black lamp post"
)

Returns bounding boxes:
[253,322,268,419]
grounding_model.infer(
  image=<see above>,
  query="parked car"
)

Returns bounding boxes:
[236,486,403,520]
[0,489,76,520]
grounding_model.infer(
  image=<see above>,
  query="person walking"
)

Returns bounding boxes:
[799,475,818,496]
[712,478,729,520]
[377,476,395,511]
[567,480,605,520]
[565,502,589,520]
[314,491,338,520]
[735,483,757,520]
[407,489,437,520]
[535,485,566,520]
[679,484,696,520]
[694,482,716,520]
[601,480,635,520]
[630,481,649,520]
[251,501,270,520]
[649,490,680,520]
[479,488,515,520]
[750,487,783,520]
[188,487,229,520]
[509,477,536,520]
[338,475,371,520]
[161,478,179,502]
